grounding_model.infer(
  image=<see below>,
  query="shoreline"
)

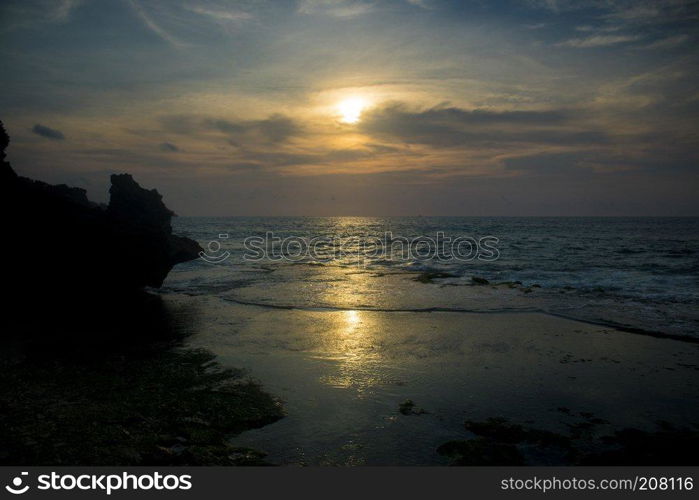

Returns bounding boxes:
[164,259,699,342]
[215,295,699,345]
[172,293,699,465]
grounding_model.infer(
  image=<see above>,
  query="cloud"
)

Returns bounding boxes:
[559,34,641,48]
[31,124,65,140]
[231,152,317,168]
[256,114,301,143]
[297,0,373,18]
[298,0,428,17]
[361,104,569,133]
[220,146,404,171]
[158,114,201,135]
[52,0,83,22]
[185,6,252,22]
[127,0,184,47]
[158,113,302,145]
[205,114,302,143]
[159,142,179,152]
[405,0,430,8]
[358,104,604,147]
[227,162,262,171]
[640,34,690,49]
[536,1,697,51]
[575,24,621,33]
[503,152,595,175]
[533,0,699,28]
[0,0,83,32]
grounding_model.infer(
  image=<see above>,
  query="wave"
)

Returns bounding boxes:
[216,296,699,344]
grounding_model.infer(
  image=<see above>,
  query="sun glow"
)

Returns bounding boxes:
[337,97,366,124]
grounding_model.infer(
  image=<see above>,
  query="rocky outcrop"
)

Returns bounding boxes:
[0,120,202,298]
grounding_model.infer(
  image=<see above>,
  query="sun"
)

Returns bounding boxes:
[337,97,366,124]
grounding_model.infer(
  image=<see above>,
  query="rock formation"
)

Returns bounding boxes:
[0,120,202,299]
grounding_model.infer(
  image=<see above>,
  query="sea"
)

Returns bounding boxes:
[166,216,699,338]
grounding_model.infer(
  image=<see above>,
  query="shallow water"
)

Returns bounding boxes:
[160,217,699,465]
[166,295,699,465]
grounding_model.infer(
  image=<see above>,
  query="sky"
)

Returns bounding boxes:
[1,0,698,216]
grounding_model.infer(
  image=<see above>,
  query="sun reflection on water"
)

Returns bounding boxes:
[319,285,390,393]
[345,309,360,327]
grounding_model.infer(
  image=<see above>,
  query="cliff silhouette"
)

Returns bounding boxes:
[0,120,202,298]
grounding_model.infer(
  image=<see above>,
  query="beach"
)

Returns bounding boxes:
[3,215,698,466]
[158,251,699,465]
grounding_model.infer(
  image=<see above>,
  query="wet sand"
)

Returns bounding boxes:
[166,293,699,465]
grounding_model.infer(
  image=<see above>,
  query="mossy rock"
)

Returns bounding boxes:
[439,415,699,466]
[398,399,428,415]
[414,272,457,284]
[0,348,283,465]
[465,417,570,447]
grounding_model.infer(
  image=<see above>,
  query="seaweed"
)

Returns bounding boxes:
[414,272,458,284]
[0,348,283,465]
[438,414,699,466]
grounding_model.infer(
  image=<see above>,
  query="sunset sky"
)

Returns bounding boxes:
[1,0,697,215]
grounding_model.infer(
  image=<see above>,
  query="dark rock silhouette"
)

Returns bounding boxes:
[0,120,202,298]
